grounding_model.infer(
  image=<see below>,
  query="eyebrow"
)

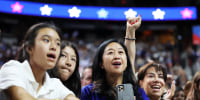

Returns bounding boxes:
[62,51,76,57]
[106,48,124,51]
[42,35,61,41]
[146,73,163,75]
[146,73,154,75]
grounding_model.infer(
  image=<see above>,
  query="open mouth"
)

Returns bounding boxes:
[151,85,161,91]
[112,61,121,66]
[47,53,56,60]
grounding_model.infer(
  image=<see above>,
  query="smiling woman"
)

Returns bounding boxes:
[137,62,175,100]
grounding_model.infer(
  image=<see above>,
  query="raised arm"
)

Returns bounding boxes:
[124,15,141,74]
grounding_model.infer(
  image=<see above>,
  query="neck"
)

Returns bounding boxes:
[106,73,123,87]
[29,60,45,85]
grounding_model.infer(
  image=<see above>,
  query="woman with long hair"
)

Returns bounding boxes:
[48,40,81,97]
[186,71,200,100]
[81,15,149,100]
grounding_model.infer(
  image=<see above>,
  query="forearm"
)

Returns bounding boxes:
[5,86,53,100]
[125,28,136,74]
[124,15,141,74]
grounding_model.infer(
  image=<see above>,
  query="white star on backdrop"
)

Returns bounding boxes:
[68,6,81,18]
[97,8,108,18]
[40,5,52,16]
[124,9,137,18]
[152,8,165,20]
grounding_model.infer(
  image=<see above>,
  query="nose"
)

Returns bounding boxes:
[153,76,159,82]
[65,62,72,67]
[50,41,57,51]
[65,56,72,67]
[114,52,120,59]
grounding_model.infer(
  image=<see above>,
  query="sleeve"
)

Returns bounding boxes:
[0,60,25,92]
[81,84,92,100]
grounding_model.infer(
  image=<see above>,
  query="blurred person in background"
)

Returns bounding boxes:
[172,87,185,100]
[186,71,200,100]
[180,46,196,80]
[183,81,192,98]
[81,66,92,88]
[48,40,81,98]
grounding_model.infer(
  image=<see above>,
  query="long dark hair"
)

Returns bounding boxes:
[15,22,62,62]
[92,39,140,100]
[48,40,81,97]
[186,71,200,100]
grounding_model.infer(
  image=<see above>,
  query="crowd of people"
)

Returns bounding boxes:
[0,15,200,100]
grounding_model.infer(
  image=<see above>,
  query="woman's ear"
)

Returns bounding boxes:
[26,46,32,55]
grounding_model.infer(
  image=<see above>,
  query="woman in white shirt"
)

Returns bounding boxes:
[0,22,79,100]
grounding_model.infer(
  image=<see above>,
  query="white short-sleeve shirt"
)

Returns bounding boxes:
[0,60,74,100]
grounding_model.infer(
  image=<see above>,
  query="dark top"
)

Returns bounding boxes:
[81,84,149,100]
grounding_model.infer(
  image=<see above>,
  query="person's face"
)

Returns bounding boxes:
[57,46,77,81]
[173,91,185,100]
[81,68,92,87]
[28,28,61,71]
[139,67,165,99]
[102,42,127,76]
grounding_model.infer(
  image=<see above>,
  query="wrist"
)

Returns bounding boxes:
[124,37,136,40]
[126,27,136,33]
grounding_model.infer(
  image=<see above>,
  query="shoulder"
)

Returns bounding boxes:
[81,84,93,97]
[81,84,94,100]
[136,87,149,100]
[82,84,93,92]
[0,60,30,76]
[1,60,22,69]
[0,60,28,91]
[0,60,26,74]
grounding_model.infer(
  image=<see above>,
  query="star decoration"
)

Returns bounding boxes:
[181,8,193,19]
[152,8,165,20]
[124,9,137,18]
[40,5,52,16]
[11,2,24,13]
[97,8,108,18]
[68,6,81,18]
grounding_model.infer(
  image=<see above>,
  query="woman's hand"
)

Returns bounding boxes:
[163,80,176,100]
[126,14,142,32]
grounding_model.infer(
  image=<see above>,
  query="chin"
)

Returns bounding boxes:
[61,76,69,81]
[47,63,56,68]
[151,93,162,97]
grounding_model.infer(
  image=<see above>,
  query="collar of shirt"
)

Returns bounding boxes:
[22,60,54,96]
